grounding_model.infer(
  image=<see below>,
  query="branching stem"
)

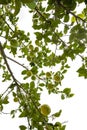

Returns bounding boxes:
[0,42,19,87]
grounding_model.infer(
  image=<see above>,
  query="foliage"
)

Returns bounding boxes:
[0,0,87,129]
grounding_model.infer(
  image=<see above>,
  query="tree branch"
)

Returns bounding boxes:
[6,56,28,70]
[57,2,86,23]
[35,7,47,21]
[0,42,19,86]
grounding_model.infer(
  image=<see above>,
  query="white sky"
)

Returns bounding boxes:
[0,5,87,130]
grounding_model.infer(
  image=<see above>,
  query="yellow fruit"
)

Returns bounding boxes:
[14,97,19,102]
[53,75,60,82]
[27,70,32,77]
[29,44,34,50]
[46,72,51,78]
[40,104,51,116]
[47,83,53,90]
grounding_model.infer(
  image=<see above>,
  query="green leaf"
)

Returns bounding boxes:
[64,14,69,22]
[63,88,71,96]
[0,0,11,4]
[53,109,62,117]
[31,66,38,74]
[30,81,35,88]
[10,110,16,118]
[3,96,9,104]
[71,16,76,22]
[54,122,61,127]
[38,125,44,130]
[14,0,21,16]
[39,83,45,87]
[34,32,43,40]
[60,125,66,130]
[19,111,27,118]
[27,1,36,9]
[77,65,87,78]
[21,70,27,75]
[77,13,85,19]
[61,94,65,100]
[64,25,69,34]
[22,83,29,90]
[19,125,27,130]
[69,93,74,98]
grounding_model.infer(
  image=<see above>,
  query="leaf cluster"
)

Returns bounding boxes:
[0,0,87,129]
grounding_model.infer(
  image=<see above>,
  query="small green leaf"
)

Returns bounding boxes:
[39,83,45,87]
[21,70,27,75]
[71,16,76,22]
[60,125,66,130]
[64,25,69,34]
[63,88,71,96]
[30,81,35,88]
[77,65,87,78]
[54,122,61,127]
[19,125,27,130]
[69,93,74,98]
[10,110,16,118]
[31,66,38,74]
[77,13,85,19]
[64,14,69,22]
[61,94,65,100]
[3,96,9,104]
[53,109,62,117]
[19,111,27,118]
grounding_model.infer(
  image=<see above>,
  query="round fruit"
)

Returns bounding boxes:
[14,97,19,102]
[53,75,60,82]
[46,72,51,78]
[27,70,32,77]
[40,104,51,116]
[47,83,53,90]
[29,44,34,50]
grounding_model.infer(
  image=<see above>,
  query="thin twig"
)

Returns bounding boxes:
[1,82,14,98]
[6,55,46,82]
[6,56,28,70]
[0,111,10,115]
[0,15,14,33]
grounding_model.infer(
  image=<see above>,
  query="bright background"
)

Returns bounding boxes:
[0,5,87,130]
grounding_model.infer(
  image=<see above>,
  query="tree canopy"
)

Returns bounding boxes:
[0,0,87,130]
